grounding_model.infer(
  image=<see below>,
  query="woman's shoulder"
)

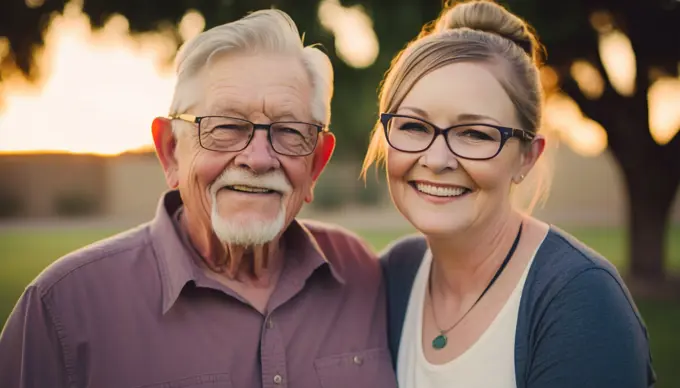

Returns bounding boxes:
[530,225,625,290]
[378,233,428,289]
[379,233,428,263]
[518,226,655,386]
[524,225,647,332]
[378,233,429,366]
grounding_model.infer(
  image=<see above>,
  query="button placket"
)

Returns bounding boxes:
[261,312,286,388]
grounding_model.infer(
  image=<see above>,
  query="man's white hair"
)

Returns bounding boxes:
[168,9,334,132]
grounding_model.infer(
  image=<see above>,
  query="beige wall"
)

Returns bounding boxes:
[0,154,107,217]
[1,147,679,226]
[104,153,167,220]
[532,144,680,225]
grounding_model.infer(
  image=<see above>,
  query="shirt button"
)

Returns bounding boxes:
[353,355,363,365]
[267,318,274,329]
[273,374,283,384]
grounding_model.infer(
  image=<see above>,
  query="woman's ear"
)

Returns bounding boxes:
[514,135,545,183]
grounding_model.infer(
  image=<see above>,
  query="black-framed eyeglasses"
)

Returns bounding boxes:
[170,114,327,157]
[380,113,535,160]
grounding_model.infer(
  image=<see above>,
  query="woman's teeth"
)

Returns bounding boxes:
[415,183,468,197]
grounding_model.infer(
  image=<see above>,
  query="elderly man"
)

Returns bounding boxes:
[0,9,397,388]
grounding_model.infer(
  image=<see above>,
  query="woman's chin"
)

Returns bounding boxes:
[407,214,471,238]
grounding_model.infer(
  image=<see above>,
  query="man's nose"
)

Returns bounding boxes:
[233,130,281,174]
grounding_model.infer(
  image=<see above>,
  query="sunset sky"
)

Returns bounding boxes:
[0,1,678,157]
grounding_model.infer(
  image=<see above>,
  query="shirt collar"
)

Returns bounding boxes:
[149,190,345,315]
[281,217,346,286]
[149,190,200,315]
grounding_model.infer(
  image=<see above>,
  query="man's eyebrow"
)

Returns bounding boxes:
[267,109,307,122]
[211,109,246,118]
[205,102,246,117]
[273,114,302,122]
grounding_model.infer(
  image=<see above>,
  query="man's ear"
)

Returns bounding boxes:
[152,117,179,188]
[305,132,335,203]
[311,132,335,181]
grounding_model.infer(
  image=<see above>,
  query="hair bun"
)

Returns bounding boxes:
[434,0,540,62]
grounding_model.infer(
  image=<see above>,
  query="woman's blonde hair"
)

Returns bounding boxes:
[361,0,553,212]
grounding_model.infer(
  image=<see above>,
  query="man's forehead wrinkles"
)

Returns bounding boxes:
[201,91,308,121]
[263,95,308,121]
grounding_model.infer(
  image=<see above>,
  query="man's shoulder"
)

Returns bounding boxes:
[30,223,154,295]
[298,219,379,267]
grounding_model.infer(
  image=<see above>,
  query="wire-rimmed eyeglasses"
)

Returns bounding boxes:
[170,114,327,157]
[381,113,535,160]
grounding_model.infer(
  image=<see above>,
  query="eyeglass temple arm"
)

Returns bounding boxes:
[513,128,535,141]
[168,114,199,123]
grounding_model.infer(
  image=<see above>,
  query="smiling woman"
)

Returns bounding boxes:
[361,1,656,388]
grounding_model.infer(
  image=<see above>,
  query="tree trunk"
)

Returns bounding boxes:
[621,156,679,282]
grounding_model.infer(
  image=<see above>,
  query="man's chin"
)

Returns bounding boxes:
[210,212,286,247]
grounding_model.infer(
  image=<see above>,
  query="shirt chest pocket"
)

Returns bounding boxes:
[314,348,398,388]
[133,373,233,388]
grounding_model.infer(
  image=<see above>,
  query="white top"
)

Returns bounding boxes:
[397,248,538,388]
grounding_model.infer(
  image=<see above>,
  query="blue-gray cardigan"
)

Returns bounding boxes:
[380,226,656,387]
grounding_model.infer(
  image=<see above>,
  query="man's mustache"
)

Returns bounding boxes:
[209,168,292,197]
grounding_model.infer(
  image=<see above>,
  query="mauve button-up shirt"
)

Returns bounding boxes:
[0,190,397,388]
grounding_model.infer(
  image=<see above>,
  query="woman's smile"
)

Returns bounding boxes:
[408,180,473,204]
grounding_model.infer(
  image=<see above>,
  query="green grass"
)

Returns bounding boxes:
[1,224,679,386]
[557,225,680,274]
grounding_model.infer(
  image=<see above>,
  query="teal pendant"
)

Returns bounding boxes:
[432,334,447,350]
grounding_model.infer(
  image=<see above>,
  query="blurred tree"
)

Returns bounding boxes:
[502,0,680,285]
[1,0,679,283]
